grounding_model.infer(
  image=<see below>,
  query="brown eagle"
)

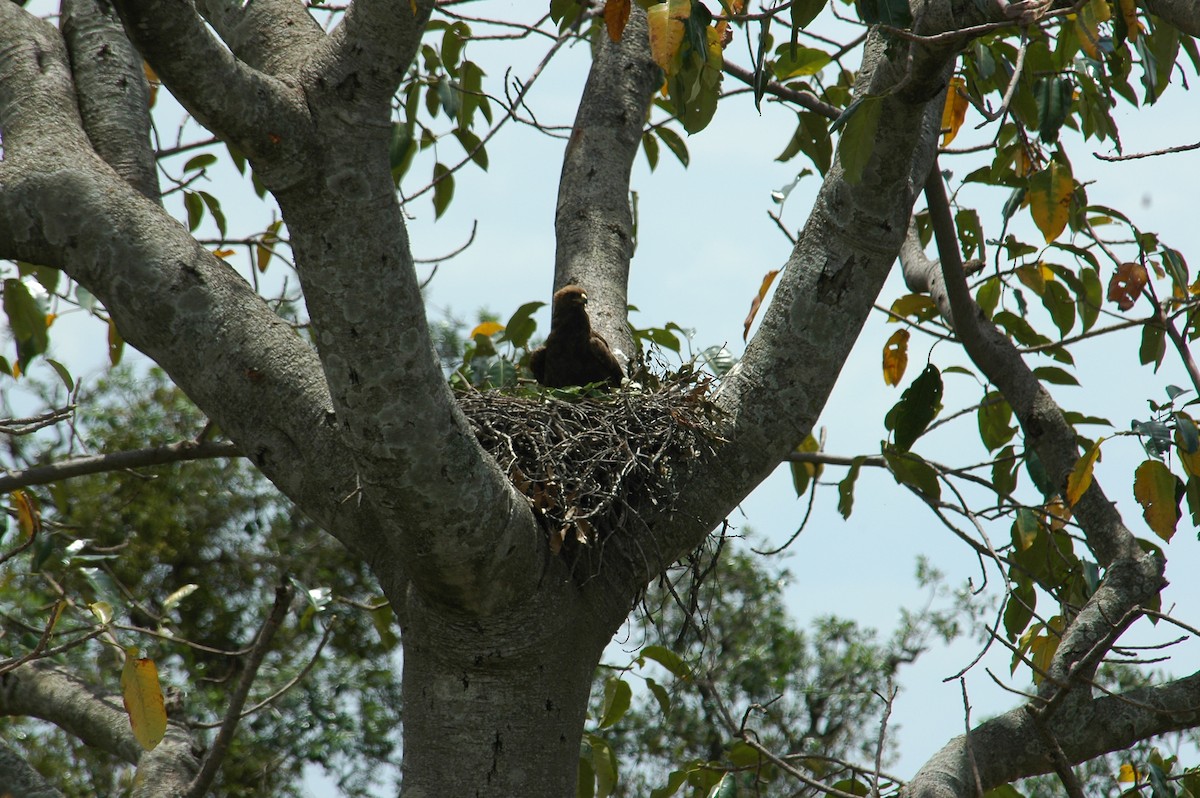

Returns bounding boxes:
[529,285,624,388]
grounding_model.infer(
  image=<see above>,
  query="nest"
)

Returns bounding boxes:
[455,368,725,563]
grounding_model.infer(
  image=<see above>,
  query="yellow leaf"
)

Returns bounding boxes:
[10,490,39,540]
[1118,763,1139,783]
[121,649,167,751]
[1022,615,1063,684]
[1176,428,1200,478]
[742,269,779,341]
[940,77,968,146]
[143,62,159,108]
[888,293,936,322]
[1014,263,1054,296]
[647,0,689,75]
[1066,436,1104,506]
[1133,459,1181,542]
[1028,160,1073,243]
[108,318,124,366]
[469,321,504,339]
[1076,2,1102,59]
[212,248,236,259]
[45,313,56,328]
[882,328,909,387]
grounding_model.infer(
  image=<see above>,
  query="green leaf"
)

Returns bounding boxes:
[46,359,74,393]
[585,733,618,798]
[830,777,870,796]
[836,96,883,185]
[1041,280,1075,338]
[646,677,671,717]
[1033,366,1079,386]
[790,0,827,30]
[856,0,913,26]
[884,363,943,452]
[1035,76,1073,143]
[1134,459,1183,542]
[993,445,1019,497]
[183,191,204,232]
[883,447,941,501]
[498,301,544,349]
[772,44,831,79]
[1003,577,1037,641]
[642,132,660,171]
[838,456,865,519]
[599,677,632,728]
[182,153,217,172]
[198,191,227,237]
[978,390,1017,451]
[1077,267,1102,332]
[650,770,689,798]
[656,127,689,167]
[976,277,1001,318]
[640,645,691,680]
[3,279,49,372]
[1140,324,1167,370]
[432,162,455,218]
[453,128,489,170]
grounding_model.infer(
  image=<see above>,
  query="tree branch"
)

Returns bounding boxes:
[323,0,436,107]
[646,27,961,580]
[185,583,292,798]
[194,0,326,75]
[0,440,241,492]
[0,16,384,569]
[917,164,1139,568]
[110,0,307,162]
[905,669,1200,797]
[0,739,64,798]
[61,0,161,202]
[553,7,660,361]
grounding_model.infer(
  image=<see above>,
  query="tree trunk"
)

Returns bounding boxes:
[398,585,614,798]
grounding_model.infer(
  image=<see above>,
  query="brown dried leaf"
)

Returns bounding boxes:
[1107,262,1148,310]
[743,270,780,341]
[604,0,632,42]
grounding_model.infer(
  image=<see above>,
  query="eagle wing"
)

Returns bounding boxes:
[529,345,547,384]
[587,333,624,387]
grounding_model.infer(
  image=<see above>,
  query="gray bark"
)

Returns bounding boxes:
[0,661,200,795]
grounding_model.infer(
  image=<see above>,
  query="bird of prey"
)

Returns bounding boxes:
[529,285,624,389]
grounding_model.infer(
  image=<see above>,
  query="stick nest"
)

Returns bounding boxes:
[455,367,725,559]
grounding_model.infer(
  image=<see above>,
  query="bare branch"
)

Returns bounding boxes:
[1093,138,1200,161]
[0,440,241,492]
[185,582,293,798]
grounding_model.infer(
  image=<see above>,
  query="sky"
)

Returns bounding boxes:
[5,1,1200,794]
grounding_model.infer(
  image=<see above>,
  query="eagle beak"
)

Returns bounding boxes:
[581,293,588,304]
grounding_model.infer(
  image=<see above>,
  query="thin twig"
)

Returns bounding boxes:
[185,582,294,798]
[0,440,241,491]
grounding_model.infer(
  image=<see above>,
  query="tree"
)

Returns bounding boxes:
[2,0,1200,796]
